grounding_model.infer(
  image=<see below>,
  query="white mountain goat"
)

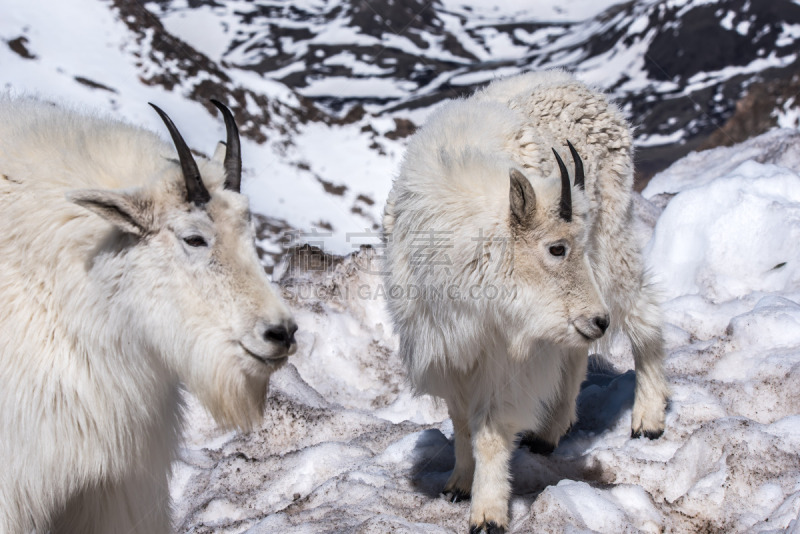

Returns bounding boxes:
[0,97,297,533]
[383,70,668,533]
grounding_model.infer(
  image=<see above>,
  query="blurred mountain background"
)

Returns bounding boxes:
[3,0,800,255]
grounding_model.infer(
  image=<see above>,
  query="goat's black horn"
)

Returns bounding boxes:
[210,99,242,193]
[567,140,584,190]
[552,148,572,222]
[149,103,210,205]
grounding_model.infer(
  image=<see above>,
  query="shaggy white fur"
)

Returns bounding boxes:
[383,70,668,533]
[0,97,296,533]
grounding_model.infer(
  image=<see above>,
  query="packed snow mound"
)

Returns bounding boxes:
[646,159,800,302]
[171,126,800,533]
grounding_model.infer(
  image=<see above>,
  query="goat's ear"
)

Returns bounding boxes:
[509,168,535,225]
[211,141,227,164]
[67,189,152,236]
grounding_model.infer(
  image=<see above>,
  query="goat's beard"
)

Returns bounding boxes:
[193,355,272,431]
[177,334,275,431]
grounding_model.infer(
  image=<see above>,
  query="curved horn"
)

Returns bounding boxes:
[552,148,572,222]
[567,140,584,190]
[149,103,210,206]
[210,99,242,193]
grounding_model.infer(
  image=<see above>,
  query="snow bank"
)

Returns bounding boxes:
[646,158,800,302]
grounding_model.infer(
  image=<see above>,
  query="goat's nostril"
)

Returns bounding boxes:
[264,322,297,349]
[264,325,290,346]
[594,315,610,334]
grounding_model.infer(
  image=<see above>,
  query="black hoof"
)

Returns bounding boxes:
[443,488,471,503]
[469,521,506,534]
[519,434,556,456]
[631,428,664,440]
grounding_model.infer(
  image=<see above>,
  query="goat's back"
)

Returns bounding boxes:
[475,71,635,232]
[0,97,169,191]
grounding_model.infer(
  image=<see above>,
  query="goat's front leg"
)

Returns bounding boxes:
[520,347,588,455]
[469,420,514,533]
[443,400,474,502]
[627,284,669,439]
[53,474,171,534]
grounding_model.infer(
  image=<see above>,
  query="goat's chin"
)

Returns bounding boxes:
[533,322,598,349]
[508,324,590,359]
[563,330,596,349]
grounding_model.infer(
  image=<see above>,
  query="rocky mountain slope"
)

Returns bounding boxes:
[5,0,799,251]
[145,0,800,179]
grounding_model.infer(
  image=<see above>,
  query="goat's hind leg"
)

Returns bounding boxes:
[625,282,669,439]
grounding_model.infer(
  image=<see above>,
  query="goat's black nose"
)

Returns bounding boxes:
[594,315,610,334]
[264,322,297,349]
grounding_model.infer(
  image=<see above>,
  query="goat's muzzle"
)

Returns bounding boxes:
[573,314,610,341]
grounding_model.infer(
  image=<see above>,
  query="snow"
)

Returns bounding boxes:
[243,119,402,253]
[720,10,736,30]
[155,1,233,61]
[323,51,394,76]
[302,76,414,98]
[778,23,800,47]
[634,128,686,147]
[170,129,800,532]
[778,97,800,129]
[438,0,629,23]
[683,53,799,95]
[1,0,143,109]
[450,67,528,87]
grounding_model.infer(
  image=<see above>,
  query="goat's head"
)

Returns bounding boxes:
[67,101,296,429]
[507,141,608,348]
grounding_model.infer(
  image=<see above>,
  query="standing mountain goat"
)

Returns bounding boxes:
[383,70,668,533]
[0,98,297,533]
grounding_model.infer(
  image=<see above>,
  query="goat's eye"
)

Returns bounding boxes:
[183,235,208,248]
[549,245,566,257]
